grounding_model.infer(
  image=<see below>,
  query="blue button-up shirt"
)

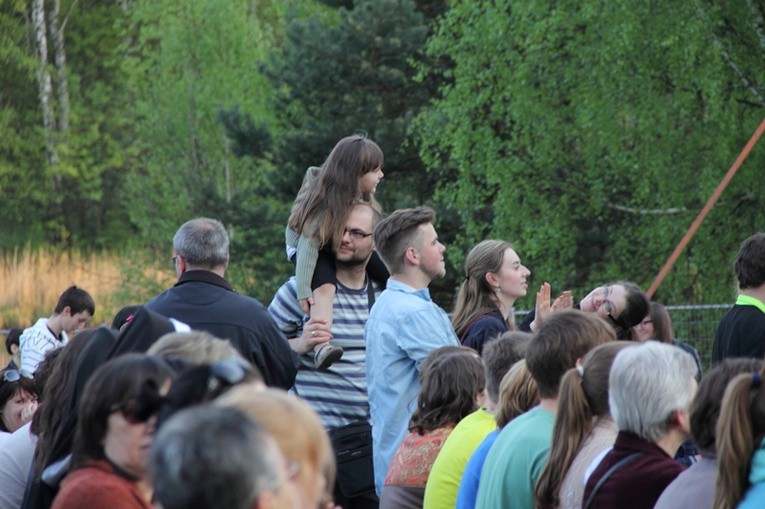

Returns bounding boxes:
[365,278,459,494]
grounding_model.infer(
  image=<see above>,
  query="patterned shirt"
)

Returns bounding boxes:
[268,276,379,429]
[20,318,67,374]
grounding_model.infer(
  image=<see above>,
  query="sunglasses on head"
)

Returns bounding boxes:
[2,369,33,383]
[205,358,253,397]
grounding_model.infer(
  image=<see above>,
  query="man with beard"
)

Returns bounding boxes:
[269,201,383,508]
[364,206,460,496]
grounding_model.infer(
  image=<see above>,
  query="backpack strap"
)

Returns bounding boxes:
[366,277,375,311]
[583,451,644,509]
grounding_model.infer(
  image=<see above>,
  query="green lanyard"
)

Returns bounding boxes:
[737,294,765,314]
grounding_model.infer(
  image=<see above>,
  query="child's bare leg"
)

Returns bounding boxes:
[311,283,343,369]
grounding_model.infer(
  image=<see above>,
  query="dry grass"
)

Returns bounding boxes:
[0,246,174,329]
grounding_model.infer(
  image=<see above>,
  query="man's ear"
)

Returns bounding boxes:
[176,255,188,274]
[61,306,72,317]
[404,246,419,266]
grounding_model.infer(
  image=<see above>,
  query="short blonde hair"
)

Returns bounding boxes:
[215,387,335,500]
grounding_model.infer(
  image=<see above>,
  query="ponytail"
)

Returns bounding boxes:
[534,367,593,509]
[534,341,632,509]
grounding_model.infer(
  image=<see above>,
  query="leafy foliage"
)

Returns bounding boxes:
[416,0,765,305]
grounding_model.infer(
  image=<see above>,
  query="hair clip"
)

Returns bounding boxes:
[576,365,584,377]
[753,371,761,389]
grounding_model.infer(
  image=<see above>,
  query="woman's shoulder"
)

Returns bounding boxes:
[54,461,148,508]
[464,311,507,335]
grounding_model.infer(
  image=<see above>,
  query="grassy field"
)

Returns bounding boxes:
[0,246,175,330]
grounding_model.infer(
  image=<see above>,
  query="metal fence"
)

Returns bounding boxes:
[515,304,732,372]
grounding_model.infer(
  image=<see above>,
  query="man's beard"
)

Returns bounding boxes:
[336,254,369,270]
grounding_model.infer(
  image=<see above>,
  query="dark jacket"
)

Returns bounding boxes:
[583,431,685,509]
[146,270,299,389]
[712,304,765,364]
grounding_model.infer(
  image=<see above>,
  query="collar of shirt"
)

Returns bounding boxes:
[737,294,765,314]
[386,278,432,302]
[175,270,233,291]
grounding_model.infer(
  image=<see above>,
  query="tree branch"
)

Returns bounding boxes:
[604,203,688,215]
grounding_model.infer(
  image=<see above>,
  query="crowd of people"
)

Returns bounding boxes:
[0,133,764,509]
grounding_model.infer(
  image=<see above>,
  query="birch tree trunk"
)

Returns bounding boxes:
[31,0,58,167]
[49,0,70,133]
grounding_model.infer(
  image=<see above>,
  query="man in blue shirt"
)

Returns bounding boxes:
[364,206,459,495]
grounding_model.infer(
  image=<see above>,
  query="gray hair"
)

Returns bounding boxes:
[609,341,697,442]
[150,405,283,509]
[173,218,229,268]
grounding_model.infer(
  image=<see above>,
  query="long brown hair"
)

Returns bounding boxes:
[714,368,765,509]
[534,341,634,509]
[287,134,383,249]
[452,240,514,336]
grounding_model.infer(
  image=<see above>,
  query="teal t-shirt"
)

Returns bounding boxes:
[474,406,555,509]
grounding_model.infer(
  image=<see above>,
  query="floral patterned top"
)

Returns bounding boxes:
[384,427,454,488]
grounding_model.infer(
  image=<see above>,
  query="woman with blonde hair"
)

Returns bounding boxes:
[452,240,531,355]
[216,387,335,509]
[534,341,634,509]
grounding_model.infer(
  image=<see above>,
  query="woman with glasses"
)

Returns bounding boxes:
[634,301,703,381]
[452,240,531,355]
[0,368,38,433]
[520,281,649,340]
[51,353,173,509]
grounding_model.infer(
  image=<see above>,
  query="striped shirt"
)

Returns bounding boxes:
[268,276,379,429]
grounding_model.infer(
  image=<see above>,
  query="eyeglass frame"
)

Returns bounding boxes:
[343,228,373,241]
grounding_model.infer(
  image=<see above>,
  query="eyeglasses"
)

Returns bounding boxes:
[2,369,33,383]
[111,399,157,424]
[170,256,178,268]
[343,228,373,240]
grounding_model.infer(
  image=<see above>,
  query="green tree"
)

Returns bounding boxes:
[417,0,765,306]
[0,0,48,246]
